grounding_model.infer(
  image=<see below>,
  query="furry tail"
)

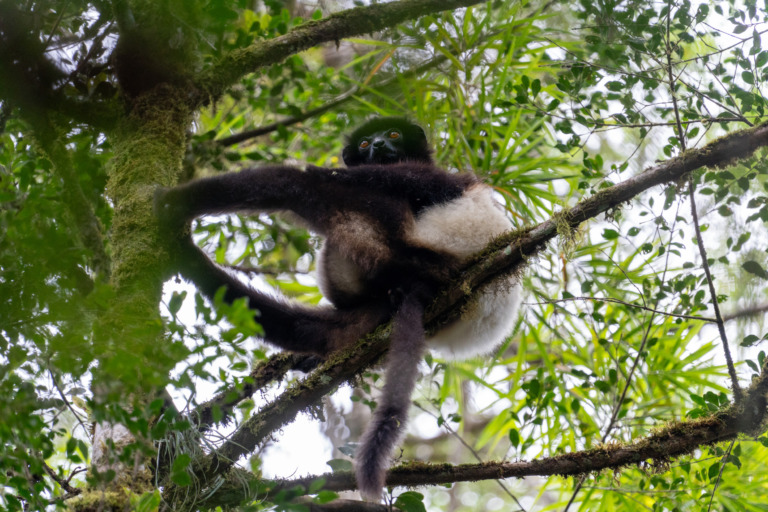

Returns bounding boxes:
[355,292,427,500]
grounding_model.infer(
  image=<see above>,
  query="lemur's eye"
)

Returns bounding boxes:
[388,130,401,139]
[359,140,370,149]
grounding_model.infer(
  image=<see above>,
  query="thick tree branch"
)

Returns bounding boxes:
[195,0,484,102]
[164,122,768,502]
[303,499,402,512]
[162,322,397,503]
[281,381,767,492]
[192,352,314,431]
[211,356,768,501]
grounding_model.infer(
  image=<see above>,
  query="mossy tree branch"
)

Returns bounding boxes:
[189,321,768,506]
[435,121,768,320]
[194,0,485,103]
[191,352,313,432]
[270,355,768,494]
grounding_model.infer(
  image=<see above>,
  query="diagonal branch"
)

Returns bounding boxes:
[191,352,314,432]
[165,121,768,500]
[429,122,768,324]
[195,0,484,102]
[689,177,742,401]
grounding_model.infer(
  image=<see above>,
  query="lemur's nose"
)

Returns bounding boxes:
[373,139,385,148]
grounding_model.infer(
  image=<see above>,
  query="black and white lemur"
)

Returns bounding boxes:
[155,117,521,499]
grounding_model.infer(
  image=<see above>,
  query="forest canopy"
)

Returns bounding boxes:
[2,0,768,510]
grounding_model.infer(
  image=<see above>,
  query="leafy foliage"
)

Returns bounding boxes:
[2,0,768,510]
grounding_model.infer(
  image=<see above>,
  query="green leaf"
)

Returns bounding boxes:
[531,79,541,98]
[394,492,426,512]
[708,462,721,480]
[168,291,186,315]
[757,51,768,68]
[703,391,720,405]
[734,24,748,34]
[130,491,162,512]
[326,459,353,472]
[523,378,541,398]
[315,491,339,504]
[717,204,733,216]
[741,334,760,347]
[594,380,611,393]
[171,454,191,473]
[171,470,192,487]
[742,260,768,279]
[509,428,520,447]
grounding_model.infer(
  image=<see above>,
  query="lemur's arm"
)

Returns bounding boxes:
[155,166,328,230]
[164,235,392,356]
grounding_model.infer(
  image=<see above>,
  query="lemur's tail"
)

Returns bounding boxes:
[355,292,427,500]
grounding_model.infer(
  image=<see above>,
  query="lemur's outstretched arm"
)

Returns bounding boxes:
[168,237,392,355]
[155,166,332,233]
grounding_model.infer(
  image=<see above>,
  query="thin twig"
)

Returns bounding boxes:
[530,297,716,323]
[42,462,82,496]
[215,50,454,146]
[722,303,768,321]
[221,263,308,276]
[42,1,69,48]
[706,439,735,512]
[688,178,742,401]
[48,370,89,436]
[414,403,526,512]
[665,18,686,151]
[663,0,741,400]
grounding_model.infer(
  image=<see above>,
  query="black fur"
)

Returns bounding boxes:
[355,288,427,499]
[342,117,433,167]
[155,119,477,499]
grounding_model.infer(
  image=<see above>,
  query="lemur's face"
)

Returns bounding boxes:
[342,118,431,168]
[354,128,405,165]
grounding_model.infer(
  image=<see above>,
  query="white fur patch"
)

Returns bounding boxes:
[317,245,366,298]
[409,185,512,259]
[317,212,390,301]
[428,280,521,358]
[410,185,521,357]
